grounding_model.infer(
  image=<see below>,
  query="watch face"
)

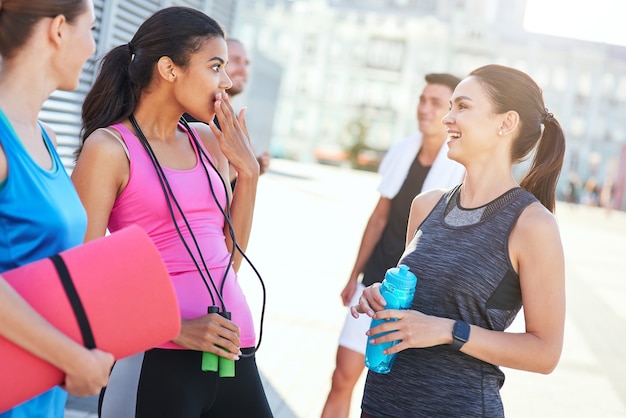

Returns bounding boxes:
[454,321,470,342]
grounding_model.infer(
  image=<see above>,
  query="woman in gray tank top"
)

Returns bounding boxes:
[351,64,566,417]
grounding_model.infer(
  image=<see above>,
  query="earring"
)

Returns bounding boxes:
[498,130,503,136]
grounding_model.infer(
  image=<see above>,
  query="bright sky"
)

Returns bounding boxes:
[524,0,626,47]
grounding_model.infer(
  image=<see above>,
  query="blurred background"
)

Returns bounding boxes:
[58,2,626,417]
[48,0,626,212]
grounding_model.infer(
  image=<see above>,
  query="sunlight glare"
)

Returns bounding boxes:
[524,0,626,47]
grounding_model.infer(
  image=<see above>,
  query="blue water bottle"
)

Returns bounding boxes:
[364,264,417,374]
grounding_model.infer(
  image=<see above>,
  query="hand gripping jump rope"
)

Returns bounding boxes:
[129,114,266,377]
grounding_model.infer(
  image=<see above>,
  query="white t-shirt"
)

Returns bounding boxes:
[377,133,465,199]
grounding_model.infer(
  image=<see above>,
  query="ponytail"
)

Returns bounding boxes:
[519,116,566,213]
[77,44,137,155]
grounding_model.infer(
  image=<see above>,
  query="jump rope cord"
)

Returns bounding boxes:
[179,116,267,356]
[129,115,224,310]
[129,115,265,356]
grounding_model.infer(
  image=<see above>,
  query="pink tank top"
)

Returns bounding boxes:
[107,122,255,348]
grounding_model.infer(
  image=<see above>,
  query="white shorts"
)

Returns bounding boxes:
[337,283,372,355]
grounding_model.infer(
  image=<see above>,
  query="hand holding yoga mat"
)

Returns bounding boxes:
[0,225,180,412]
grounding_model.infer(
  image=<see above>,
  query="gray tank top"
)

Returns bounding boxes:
[361,184,538,417]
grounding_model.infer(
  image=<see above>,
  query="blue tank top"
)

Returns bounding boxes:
[0,110,87,417]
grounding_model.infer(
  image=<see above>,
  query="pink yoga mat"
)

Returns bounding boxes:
[0,225,180,412]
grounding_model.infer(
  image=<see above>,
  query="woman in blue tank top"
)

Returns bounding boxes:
[352,65,567,417]
[0,1,114,417]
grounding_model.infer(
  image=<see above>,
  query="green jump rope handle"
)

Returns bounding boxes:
[200,308,235,377]
[218,311,235,378]
[201,351,219,372]
[201,306,220,372]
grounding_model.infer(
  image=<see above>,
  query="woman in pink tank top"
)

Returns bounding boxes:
[71,7,271,418]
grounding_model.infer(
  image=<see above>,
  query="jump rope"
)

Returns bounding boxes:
[128,114,267,372]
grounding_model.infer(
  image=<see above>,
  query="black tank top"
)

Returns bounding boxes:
[361,154,430,286]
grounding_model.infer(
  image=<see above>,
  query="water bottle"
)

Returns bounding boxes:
[364,264,417,374]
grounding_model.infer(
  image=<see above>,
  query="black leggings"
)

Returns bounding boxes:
[99,348,273,418]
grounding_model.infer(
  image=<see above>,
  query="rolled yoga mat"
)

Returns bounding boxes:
[0,224,180,412]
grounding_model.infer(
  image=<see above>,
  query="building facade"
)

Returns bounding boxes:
[235,0,626,209]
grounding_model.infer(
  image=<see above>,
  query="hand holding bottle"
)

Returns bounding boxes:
[364,265,417,374]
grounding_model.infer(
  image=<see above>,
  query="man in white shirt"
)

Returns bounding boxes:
[321,73,465,418]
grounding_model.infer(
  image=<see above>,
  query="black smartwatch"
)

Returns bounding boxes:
[451,320,471,350]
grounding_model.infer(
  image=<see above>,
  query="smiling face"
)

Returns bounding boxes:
[442,76,505,165]
[225,40,249,97]
[173,36,233,121]
[417,83,455,141]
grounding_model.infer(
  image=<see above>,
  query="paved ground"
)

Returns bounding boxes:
[65,158,626,417]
